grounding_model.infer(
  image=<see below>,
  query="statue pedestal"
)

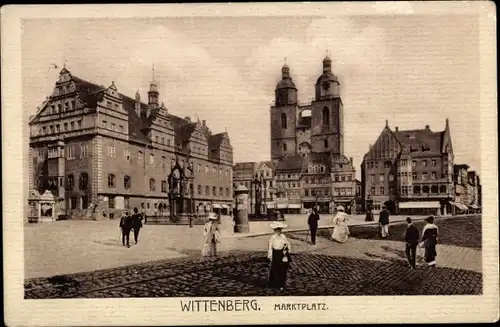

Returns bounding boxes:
[234,185,249,233]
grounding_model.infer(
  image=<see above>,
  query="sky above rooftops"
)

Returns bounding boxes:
[22,12,481,178]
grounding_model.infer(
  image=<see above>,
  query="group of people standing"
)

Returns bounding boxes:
[119,208,143,248]
[307,206,351,245]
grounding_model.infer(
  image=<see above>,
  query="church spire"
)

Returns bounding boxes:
[148,64,159,108]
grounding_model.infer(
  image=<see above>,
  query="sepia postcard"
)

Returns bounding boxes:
[2,2,499,326]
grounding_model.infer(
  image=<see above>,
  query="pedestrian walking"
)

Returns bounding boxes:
[307,207,320,246]
[331,205,350,243]
[132,207,143,244]
[119,210,133,248]
[267,221,292,290]
[378,205,390,238]
[202,212,220,257]
[420,216,439,267]
[404,217,420,269]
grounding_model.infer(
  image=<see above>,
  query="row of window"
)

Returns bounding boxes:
[109,149,231,177]
[369,171,445,183]
[239,180,274,189]
[65,173,89,191]
[39,120,83,136]
[368,184,448,196]
[366,159,439,169]
[50,100,76,115]
[100,120,125,133]
[105,173,231,197]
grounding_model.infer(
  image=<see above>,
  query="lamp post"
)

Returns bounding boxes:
[251,173,263,216]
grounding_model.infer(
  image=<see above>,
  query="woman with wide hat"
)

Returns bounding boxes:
[331,205,350,243]
[202,212,221,257]
[420,216,439,267]
[267,221,292,290]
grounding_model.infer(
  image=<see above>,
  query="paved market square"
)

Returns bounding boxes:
[24,215,482,298]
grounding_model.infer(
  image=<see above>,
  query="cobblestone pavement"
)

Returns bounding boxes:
[317,215,482,249]
[25,231,482,298]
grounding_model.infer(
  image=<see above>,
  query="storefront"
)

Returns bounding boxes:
[398,201,441,216]
[449,201,469,215]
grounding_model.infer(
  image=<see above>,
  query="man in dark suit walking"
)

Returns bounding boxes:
[132,207,143,244]
[378,205,390,238]
[119,210,134,248]
[404,217,420,269]
[307,208,320,246]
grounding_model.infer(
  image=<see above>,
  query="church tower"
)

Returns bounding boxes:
[270,62,298,161]
[310,55,344,154]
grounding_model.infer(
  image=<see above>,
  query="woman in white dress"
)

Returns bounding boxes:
[331,206,350,243]
[267,221,292,290]
[202,212,220,257]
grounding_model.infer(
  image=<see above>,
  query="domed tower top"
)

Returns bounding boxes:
[274,59,298,106]
[315,53,340,100]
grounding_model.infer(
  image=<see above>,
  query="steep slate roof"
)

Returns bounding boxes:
[302,152,331,171]
[393,128,444,157]
[275,155,304,172]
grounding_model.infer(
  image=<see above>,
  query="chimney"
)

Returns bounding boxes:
[385,119,389,127]
[395,126,399,132]
[350,157,353,164]
[185,116,191,123]
[425,124,430,131]
[135,90,141,117]
[202,120,206,127]
[446,118,449,128]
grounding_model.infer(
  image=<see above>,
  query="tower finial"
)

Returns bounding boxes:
[284,57,287,63]
[326,49,329,57]
[152,64,155,82]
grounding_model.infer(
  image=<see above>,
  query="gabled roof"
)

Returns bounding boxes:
[302,152,331,171]
[393,128,444,157]
[275,155,304,172]
[256,160,274,170]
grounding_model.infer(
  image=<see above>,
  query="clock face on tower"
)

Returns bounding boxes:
[322,82,330,91]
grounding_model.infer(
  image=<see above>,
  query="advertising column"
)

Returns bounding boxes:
[234,185,250,233]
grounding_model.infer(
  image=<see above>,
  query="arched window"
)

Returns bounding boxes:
[124,175,131,189]
[324,139,328,148]
[413,185,421,194]
[212,186,217,196]
[283,143,287,152]
[431,185,438,194]
[322,107,329,126]
[161,156,166,168]
[77,172,88,191]
[422,186,430,193]
[440,185,447,193]
[149,154,155,165]
[281,113,287,129]
[149,178,156,192]
[67,174,74,190]
[137,151,143,164]
[108,174,116,188]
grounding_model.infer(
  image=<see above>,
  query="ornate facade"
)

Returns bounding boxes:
[361,120,455,215]
[28,67,233,220]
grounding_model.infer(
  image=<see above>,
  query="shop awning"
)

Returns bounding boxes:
[470,204,480,209]
[212,204,223,209]
[450,202,468,211]
[266,202,276,209]
[221,204,229,209]
[288,204,301,209]
[399,201,440,209]
[277,204,288,209]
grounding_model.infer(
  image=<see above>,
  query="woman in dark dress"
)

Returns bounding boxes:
[420,216,439,267]
[267,222,292,290]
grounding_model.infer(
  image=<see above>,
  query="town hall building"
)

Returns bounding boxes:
[28,66,233,221]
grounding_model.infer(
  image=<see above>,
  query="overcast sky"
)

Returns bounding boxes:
[22,14,481,178]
